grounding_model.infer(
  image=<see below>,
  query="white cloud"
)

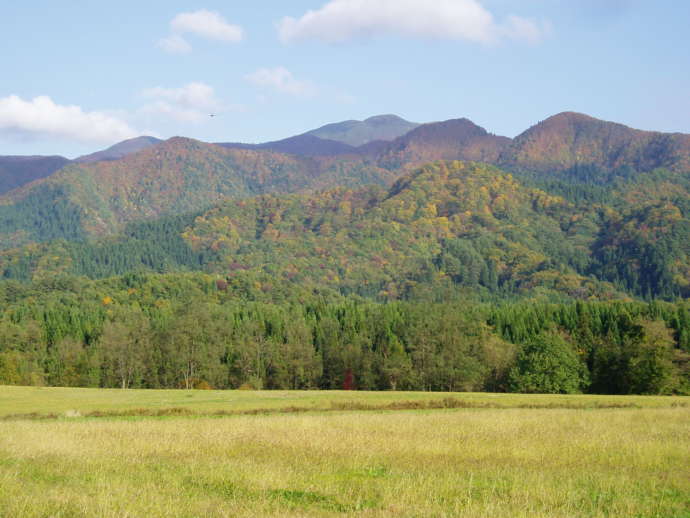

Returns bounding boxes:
[0,95,138,144]
[141,82,224,122]
[157,34,192,55]
[278,0,547,45]
[171,9,243,42]
[245,67,317,97]
[159,9,244,54]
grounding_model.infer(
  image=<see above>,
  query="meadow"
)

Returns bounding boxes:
[0,386,688,517]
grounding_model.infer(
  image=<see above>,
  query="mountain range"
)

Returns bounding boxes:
[2,112,689,197]
[0,110,688,301]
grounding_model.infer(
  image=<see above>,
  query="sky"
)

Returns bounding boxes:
[1,0,689,158]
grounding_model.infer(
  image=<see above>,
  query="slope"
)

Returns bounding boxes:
[182,160,618,300]
[502,111,690,175]
[0,155,69,195]
[0,137,391,247]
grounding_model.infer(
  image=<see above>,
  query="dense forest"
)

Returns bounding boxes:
[0,272,688,393]
[2,161,688,300]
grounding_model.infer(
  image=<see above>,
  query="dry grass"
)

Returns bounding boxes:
[0,385,685,418]
[0,387,688,517]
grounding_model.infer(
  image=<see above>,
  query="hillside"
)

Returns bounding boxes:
[0,161,688,395]
[0,137,393,247]
[181,160,633,300]
[0,137,163,195]
[0,155,69,195]
[502,112,690,175]
[367,118,511,171]
[0,112,688,301]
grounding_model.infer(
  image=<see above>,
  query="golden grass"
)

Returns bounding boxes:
[0,385,685,418]
[0,387,688,517]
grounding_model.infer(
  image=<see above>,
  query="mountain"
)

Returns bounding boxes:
[1,111,689,293]
[217,134,357,157]
[74,136,163,163]
[307,114,420,147]
[502,112,690,175]
[0,136,161,196]
[218,117,510,164]
[1,157,688,300]
[367,118,511,170]
[216,113,421,157]
[0,137,393,246]
[0,155,69,195]
[0,160,611,298]
[183,160,614,299]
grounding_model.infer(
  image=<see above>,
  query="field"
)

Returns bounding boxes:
[0,387,688,517]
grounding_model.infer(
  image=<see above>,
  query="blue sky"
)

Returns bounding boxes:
[1,0,688,157]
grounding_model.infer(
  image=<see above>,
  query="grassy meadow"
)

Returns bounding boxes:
[0,387,688,517]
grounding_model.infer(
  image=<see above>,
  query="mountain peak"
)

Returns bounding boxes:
[75,135,163,163]
[506,112,690,172]
[546,111,598,123]
[308,115,420,147]
[364,114,409,124]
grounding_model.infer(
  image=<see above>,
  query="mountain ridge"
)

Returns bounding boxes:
[307,114,420,146]
[0,155,70,195]
[1,111,688,252]
[502,111,690,173]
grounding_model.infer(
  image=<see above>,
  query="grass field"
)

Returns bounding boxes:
[0,387,688,517]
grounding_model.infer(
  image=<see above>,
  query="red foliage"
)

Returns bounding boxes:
[343,369,355,390]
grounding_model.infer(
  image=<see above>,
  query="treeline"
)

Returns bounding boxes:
[0,273,687,394]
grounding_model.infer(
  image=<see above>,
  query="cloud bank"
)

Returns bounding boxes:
[278,0,546,45]
[159,9,244,54]
[0,95,138,144]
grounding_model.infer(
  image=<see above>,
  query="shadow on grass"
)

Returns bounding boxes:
[184,477,379,513]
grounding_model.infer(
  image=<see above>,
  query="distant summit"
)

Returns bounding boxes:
[75,136,163,163]
[0,155,69,195]
[217,134,357,157]
[307,114,420,147]
[502,111,690,173]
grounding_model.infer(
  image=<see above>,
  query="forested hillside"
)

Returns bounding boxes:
[502,111,690,174]
[0,113,688,394]
[0,137,395,247]
[2,160,686,301]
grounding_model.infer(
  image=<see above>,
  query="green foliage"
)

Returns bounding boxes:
[0,184,86,248]
[0,271,687,394]
[508,330,589,394]
[1,159,688,301]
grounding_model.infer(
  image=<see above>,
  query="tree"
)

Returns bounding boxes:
[508,330,589,394]
[627,320,678,394]
[100,310,150,389]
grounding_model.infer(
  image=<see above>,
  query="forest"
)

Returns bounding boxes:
[0,271,688,394]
